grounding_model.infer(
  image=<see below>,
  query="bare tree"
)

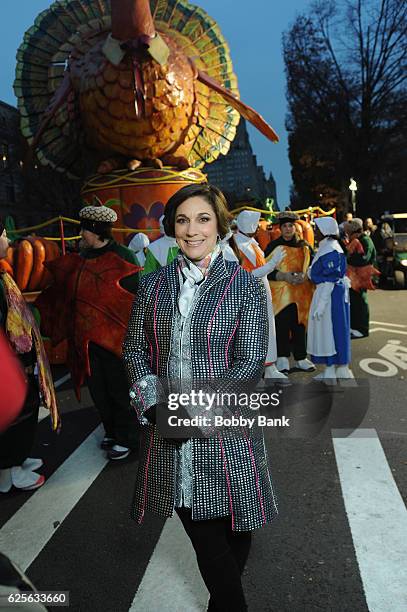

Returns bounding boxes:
[284,0,407,216]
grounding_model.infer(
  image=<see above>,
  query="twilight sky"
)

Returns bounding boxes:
[0,0,310,208]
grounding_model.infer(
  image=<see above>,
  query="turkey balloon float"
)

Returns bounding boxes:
[14,0,278,177]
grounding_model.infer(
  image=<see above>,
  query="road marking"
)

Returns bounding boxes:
[370,321,407,328]
[129,513,208,612]
[359,358,398,377]
[38,406,49,422]
[370,327,407,336]
[0,425,106,572]
[54,373,71,389]
[333,429,407,612]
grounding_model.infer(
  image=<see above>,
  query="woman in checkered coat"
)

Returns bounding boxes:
[123,184,278,611]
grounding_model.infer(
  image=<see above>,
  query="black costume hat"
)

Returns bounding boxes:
[277,211,299,226]
[79,200,117,235]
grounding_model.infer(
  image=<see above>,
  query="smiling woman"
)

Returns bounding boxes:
[123,183,278,612]
[174,198,218,262]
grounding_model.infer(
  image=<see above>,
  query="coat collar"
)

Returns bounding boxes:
[163,252,230,309]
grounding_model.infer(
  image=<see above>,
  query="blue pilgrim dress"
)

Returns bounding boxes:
[307,241,351,366]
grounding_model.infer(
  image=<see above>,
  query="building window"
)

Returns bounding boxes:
[1,143,9,169]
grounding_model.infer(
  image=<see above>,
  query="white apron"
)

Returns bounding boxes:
[306,238,343,357]
[307,283,336,356]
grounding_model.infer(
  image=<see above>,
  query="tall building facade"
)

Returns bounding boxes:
[204,118,278,209]
[0,101,25,223]
[0,101,81,234]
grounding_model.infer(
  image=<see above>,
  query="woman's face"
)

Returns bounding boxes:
[314,227,324,242]
[175,196,218,261]
[281,222,296,241]
[0,229,9,259]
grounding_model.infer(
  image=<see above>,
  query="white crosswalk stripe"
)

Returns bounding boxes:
[333,428,407,612]
[0,425,106,572]
[129,514,208,612]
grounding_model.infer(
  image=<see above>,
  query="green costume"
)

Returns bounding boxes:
[142,241,179,276]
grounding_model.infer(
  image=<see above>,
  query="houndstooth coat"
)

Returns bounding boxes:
[122,253,278,531]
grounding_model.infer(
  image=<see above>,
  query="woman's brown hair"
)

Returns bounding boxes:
[163,184,231,239]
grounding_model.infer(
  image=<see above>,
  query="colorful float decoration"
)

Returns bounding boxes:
[0,239,60,293]
[14,0,282,364]
[14,0,278,187]
[81,166,207,245]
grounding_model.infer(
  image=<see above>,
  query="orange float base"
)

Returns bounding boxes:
[80,166,207,245]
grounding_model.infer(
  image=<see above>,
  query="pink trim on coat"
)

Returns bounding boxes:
[218,435,235,530]
[144,331,153,369]
[138,427,155,524]
[153,274,164,374]
[225,319,239,368]
[244,433,267,525]
[207,268,239,377]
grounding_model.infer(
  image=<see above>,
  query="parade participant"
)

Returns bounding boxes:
[264,212,315,373]
[307,217,353,382]
[142,214,179,275]
[123,184,278,612]
[234,210,288,381]
[128,232,150,267]
[339,211,353,239]
[0,341,48,610]
[364,217,378,239]
[0,220,59,493]
[343,218,377,338]
[36,205,140,460]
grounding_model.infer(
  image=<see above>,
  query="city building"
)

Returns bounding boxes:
[0,100,81,236]
[204,118,278,210]
[0,101,25,224]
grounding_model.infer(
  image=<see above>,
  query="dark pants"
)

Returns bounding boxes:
[87,343,139,449]
[350,288,369,336]
[275,303,307,360]
[176,507,252,612]
[0,375,39,468]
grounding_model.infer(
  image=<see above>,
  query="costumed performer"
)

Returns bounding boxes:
[343,218,377,338]
[307,217,353,382]
[128,232,150,267]
[234,210,288,381]
[142,214,179,275]
[36,205,141,461]
[0,219,59,492]
[264,212,315,374]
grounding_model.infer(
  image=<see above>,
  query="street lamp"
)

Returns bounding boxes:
[349,178,357,214]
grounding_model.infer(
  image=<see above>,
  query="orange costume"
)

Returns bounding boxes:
[268,243,314,327]
[264,210,315,372]
[239,241,266,272]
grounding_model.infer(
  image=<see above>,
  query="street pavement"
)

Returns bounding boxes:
[0,289,406,612]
